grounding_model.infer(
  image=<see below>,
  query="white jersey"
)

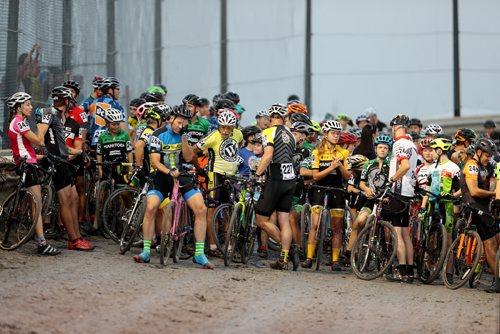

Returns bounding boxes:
[389,135,418,197]
[416,163,432,190]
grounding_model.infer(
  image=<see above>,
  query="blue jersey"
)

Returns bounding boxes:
[149,125,184,170]
[238,147,254,176]
[88,94,125,146]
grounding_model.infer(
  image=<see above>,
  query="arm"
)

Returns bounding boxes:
[312,158,339,182]
[255,146,273,177]
[134,140,145,168]
[359,180,374,198]
[96,154,103,179]
[151,152,172,176]
[181,135,195,163]
[465,177,495,198]
[390,158,410,182]
[338,161,352,180]
[23,125,47,147]
[300,167,313,178]
[421,184,430,208]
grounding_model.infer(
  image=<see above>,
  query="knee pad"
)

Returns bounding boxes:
[330,209,344,218]
[312,205,322,214]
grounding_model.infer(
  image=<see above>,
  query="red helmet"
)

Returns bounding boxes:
[338,133,358,145]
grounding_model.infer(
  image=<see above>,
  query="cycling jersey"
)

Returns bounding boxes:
[135,121,147,143]
[238,147,254,176]
[41,107,69,159]
[389,135,418,197]
[496,161,500,180]
[128,116,138,132]
[149,125,184,170]
[461,158,493,208]
[64,116,82,149]
[88,95,125,146]
[68,105,88,131]
[8,115,36,164]
[96,129,132,162]
[262,125,296,181]
[137,125,155,173]
[427,160,460,200]
[416,163,431,190]
[185,116,210,146]
[311,144,349,186]
[197,129,243,175]
[360,158,390,194]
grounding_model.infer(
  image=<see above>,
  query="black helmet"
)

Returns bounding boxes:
[454,128,477,143]
[290,122,311,134]
[209,98,236,116]
[182,94,201,106]
[129,98,146,108]
[409,118,422,127]
[474,138,497,155]
[51,86,75,102]
[223,91,240,104]
[390,114,410,127]
[241,125,261,141]
[143,91,164,103]
[62,80,81,95]
[484,120,496,129]
[212,93,224,104]
[153,104,172,122]
[251,133,263,144]
[171,104,193,119]
[290,112,312,126]
[99,77,120,90]
[198,97,210,106]
[92,75,104,89]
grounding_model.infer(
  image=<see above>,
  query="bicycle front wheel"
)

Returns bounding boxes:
[418,222,447,284]
[211,203,233,252]
[0,189,39,250]
[351,219,398,280]
[314,209,328,271]
[495,248,500,293]
[95,180,112,236]
[119,196,146,255]
[241,202,256,264]
[300,203,312,260]
[224,203,242,267]
[442,230,482,290]
[160,201,176,266]
[102,187,139,243]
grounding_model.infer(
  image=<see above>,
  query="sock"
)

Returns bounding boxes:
[260,245,267,251]
[307,244,316,260]
[280,249,289,263]
[398,264,407,276]
[194,253,209,266]
[143,240,152,254]
[332,248,341,262]
[406,264,414,276]
[36,236,47,246]
[344,250,351,259]
[195,242,204,257]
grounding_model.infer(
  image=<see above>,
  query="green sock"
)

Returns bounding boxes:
[195,242,204,257]
[143,240,152,254]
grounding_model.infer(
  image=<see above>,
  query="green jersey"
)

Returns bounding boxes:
[186,117,210,145]
[360,158,390,194]
[96,129,133,162]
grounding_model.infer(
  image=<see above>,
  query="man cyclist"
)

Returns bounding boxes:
[255,109,271,130]
[409,118,423,135]
[81,75,103,120]
[302,120,351,271]
[461,138,498,292]
[254,103,297,270]
[183,94,210,146]
[416,139,436,191]
[194,109,243,256]
[387,114,418,282]
[127,97,146,143]
[451,128,477,170]
[38,86,94,251]
[133,105,214,269]
[423,123,443,141]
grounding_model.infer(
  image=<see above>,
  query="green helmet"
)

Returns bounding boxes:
[310,120,321,133]
[429,138,452,152]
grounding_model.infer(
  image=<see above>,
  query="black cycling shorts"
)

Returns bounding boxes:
[70,155,85,177]
[255,179,296,216]
[348,192,367,211]
[382,194,411,228]
[207,172,230,208]
[53,162,74,192]
[148,173,200,203]
[472,205,497,241]
[311,188,345,209]
[18,163,42,188]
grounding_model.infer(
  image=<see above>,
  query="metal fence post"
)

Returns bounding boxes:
[452,0,461,118]
[154,0,162,84]
[62,0,72,73]
[220,0,227,93]
[107,0,116,76]
[305,0,312,114]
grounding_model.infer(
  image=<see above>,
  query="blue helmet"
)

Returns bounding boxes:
[374,134,393,148]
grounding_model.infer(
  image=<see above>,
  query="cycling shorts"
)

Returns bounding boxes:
[255,179,296,216]
[147,173,200,203]
[53,162,74,192]
[382,194,410,228]
[471,204,497,241]
[70,155,85,177]
[17,163,42,188]
[428,200,454,234]
[207,172,230,208]
[311,188,344,210]
[348,192,367,211]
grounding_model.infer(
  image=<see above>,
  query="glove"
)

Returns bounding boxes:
[34,108,43,123]
[440,192,451,200]
[418,208,426,222]
[179,125,189,135]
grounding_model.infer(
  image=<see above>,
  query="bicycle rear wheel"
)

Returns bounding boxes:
[442,230,482,290]
[211,203,233,252]
[314,209,328,271]
[495,248,500,293]
[40,184,54,218]
[160,201,175,266]
[342,206,354,257]
[300,203,311,260]
[241,203,256,264]
[102,187,139,243]
[0,189,39,250]
[224,203,242,267]
[351,219,398,280]
[418,222,447,284]
[119,196,146,254]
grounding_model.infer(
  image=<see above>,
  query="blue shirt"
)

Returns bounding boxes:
[88,94,125,146]
[238,147,255,176]
[150,125,183,170]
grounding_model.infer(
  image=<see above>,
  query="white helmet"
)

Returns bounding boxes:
[365,107,377,117]
[424,123,443,135]
[256,109,269,118]
[7,92,32,109]
[268,103,287,117]
[217,109,238,127]
[322,120,342,133]
[104,108,124,123]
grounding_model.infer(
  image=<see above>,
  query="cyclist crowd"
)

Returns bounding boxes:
[4,75,500,292]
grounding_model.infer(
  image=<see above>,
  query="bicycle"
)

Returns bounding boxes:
[159,171,197,266]
[442,203,485,289]
[102,167,142,243]
[350,186,399,280]
[414,189,455,284]
[0,156,54,250]
[223,175,262,267]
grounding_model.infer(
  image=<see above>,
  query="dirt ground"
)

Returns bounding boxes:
[0,237,499,334]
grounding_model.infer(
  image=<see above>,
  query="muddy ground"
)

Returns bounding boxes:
[0,237,498,334]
